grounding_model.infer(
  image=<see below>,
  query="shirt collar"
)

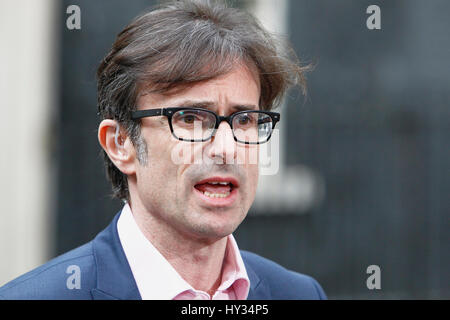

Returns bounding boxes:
[117,203,250,300]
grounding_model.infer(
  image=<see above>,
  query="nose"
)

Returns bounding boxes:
[206,121,237,164]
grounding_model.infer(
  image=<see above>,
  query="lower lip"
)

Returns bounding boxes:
[193,186,238,207]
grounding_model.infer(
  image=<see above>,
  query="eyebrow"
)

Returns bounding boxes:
[175,100,258,112]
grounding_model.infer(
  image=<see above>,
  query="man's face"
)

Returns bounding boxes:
[130,64,260,241]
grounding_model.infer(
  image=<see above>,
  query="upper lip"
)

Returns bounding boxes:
[194,176,240,188]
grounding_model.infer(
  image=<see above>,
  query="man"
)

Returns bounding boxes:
[0,0,326,300]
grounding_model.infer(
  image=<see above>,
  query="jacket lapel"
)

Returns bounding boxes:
[90,210,270,300]
[91,211,141,300]
[243,255,271,300]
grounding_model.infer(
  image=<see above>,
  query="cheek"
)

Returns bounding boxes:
[236,144,259,166]
[248,165,259,193]
[137,134,180,195]
[171,141,204,167]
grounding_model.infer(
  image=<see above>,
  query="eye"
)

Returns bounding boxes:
[177,111,203,124]
[181,114,197,124]
[236,114,255,126]
[239,116,249,125]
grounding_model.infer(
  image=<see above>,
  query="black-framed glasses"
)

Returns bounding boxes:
[131,107,280,144]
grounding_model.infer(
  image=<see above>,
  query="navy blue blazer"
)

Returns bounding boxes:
[0,212,327,300]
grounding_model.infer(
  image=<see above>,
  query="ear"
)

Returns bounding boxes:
[98,119,136,175]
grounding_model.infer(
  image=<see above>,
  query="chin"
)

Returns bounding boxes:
[184,197,248,238]
[188,217,242,240]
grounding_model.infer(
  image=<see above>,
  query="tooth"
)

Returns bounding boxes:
[210,182,219,185]
[202,190,231,198]
[219,182,228,185]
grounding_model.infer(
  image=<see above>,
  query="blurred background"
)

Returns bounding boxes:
[0,0,449,299]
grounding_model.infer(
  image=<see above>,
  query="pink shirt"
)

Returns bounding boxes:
[117,203,250,300]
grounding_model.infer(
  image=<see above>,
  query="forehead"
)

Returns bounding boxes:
[137,63,261,111]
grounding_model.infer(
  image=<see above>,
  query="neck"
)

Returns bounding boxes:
[129,201,228,295]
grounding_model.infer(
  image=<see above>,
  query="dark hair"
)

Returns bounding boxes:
[97,0,310,201]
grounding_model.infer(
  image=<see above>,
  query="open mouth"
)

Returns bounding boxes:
[193,177,239,205]
[194,181,234,198]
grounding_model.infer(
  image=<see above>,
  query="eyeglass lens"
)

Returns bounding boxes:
[171,109,273,143]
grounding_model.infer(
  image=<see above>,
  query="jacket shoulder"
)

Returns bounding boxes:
[0,242,96,300]
[241,250,327,300]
